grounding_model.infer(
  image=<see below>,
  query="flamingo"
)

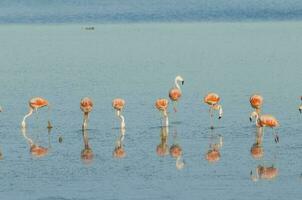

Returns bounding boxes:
[113,128,126,158]
[81,129,93,162]
[299,96,302,113]
[249,94,263,121]
[156,126,169,157]
[169,75,184,112]
[80,97,93,130]
[204,93,223,129]
[21,97,49,129]
[250,113,280,143]
[251,165,278,181]
[155,98,169,127]
[112,98,126,129]
[21,128,48,158]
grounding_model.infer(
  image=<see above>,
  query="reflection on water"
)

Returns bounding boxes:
[81,129,94,163]
[250,122,279,181]
[170,129,185,170]
[205,128,223,163]
[156,126,169,157]
[113,128,126,159]
[21,127,49,158]
[250,127,264,159]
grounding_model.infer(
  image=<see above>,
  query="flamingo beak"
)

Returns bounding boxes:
[299,108,302,114]
[182,81,184,85]
[249,117,252,122]
[218,116,222,119]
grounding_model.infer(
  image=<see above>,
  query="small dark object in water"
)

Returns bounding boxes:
[58,136,63,143]
[0,151,3,160]
[85,27,95,31]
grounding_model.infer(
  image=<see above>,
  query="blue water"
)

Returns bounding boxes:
[1,0,302,23]
[0,22,302,199]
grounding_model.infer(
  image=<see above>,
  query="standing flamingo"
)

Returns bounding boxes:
[112,98,126,129]
[169,75,184,112]
[80,97,93,130]
[249,94,263,121]
[251,165,278,181]
[250,113,280,143]
[155,98,169,127]
[204,93,223,129]
[21,97,49,129]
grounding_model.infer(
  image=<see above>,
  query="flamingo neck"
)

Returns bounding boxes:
[174,78,181,91]
[163,110,169,127]
[218,105,223,118]
[22,108,34,128]
[83,112,89,130]
[21,128,34,146]
[116,110,125,129]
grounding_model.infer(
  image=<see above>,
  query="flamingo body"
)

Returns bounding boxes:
[112,98,125,111]
[258,115,279,128]
[169,88,182,101]
[80,97,93,113]
[155,99,169,111]
[250,94,263,109]
[204,93,220,105]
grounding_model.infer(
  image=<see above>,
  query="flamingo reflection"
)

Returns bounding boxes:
[169,75,184,112]
[113,128,126,158]
[21,97,50,129]
[81,129,93,163]
[21,128,49,158]
[204,93,223,129]
[205,129,223,163]
[156,126,169,157]
[250,127,264,159]
[170,130,185,170]
[251,165,278,181]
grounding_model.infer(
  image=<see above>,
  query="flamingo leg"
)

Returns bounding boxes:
[82,112,89,130]
[173,101,178,112]
[272,129,279,143]
[209,107,214,129]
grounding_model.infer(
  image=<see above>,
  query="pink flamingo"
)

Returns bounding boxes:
[169,76,184,112]
[80,97,93,130]
[21,97,49,128]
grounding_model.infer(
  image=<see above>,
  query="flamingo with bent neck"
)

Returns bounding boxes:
[169,75,184,112]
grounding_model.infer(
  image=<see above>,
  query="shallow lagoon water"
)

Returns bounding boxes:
[0,22,302,199]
